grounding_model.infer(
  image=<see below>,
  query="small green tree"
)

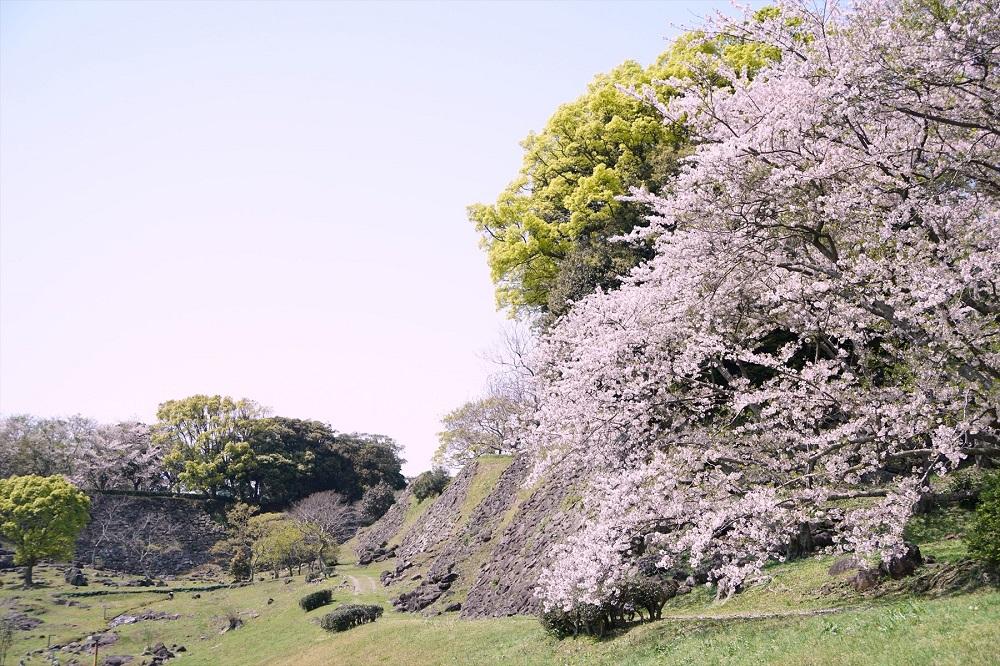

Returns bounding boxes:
[968,471,1000,567]
[0,475,91,586]
[211,502,260,581]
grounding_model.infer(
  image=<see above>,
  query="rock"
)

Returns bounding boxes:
[192,593,201,599]
[881,543,922,580]
[108,611,180,628]
[828,556,862,576]
[267,598,274,605]
[102,656,132,665]
[462,457,585,618]
[676,584,692,596]
[175,646,187,653]
[124,576,156,588]
[443,602,462,612]
[2,610,42,631]
[850,568,882,592]
[64,568,88,586]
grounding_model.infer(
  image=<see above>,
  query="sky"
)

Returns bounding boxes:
[1,0,745,475]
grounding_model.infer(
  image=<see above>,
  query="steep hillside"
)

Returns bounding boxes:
[355,454,593,617]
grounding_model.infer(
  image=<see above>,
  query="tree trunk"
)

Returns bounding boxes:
[22,563,33,587]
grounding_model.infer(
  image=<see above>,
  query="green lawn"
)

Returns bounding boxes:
[1,507,997,665]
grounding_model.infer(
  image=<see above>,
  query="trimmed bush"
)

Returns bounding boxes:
[299,589,333,612]
[319,604,384,632]
[968,471,1000,566]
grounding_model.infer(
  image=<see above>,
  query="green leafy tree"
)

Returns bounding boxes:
[154,395,267,497]
[249,513,311,578]
[968,472,1000,567]
[155,399,404,507]
[469,31,777,318]
[410,469,451,502]
[211,502,260,581]
[0,475,91,586]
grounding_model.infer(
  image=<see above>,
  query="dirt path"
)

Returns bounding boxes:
[346,575,378,595]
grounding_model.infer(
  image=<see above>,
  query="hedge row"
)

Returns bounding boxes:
[319,604,383,632]
[299,589,333,612]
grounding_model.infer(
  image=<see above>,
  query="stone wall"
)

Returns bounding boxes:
[396,460,480,564]
[461,461,587,618]
[354,488,415,564]
[76,493,226,576]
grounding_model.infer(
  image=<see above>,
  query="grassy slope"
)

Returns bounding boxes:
[2,506,996,665]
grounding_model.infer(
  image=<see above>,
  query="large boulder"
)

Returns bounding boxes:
[64,567,88,586]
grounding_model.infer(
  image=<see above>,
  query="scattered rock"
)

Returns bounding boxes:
[828,556,863,577]
[192,593,201,599]
[108,610,180,628]
[443,602,462,612]
[267,598,274,605]
[124,576,157,588]
[61,632,118,654]
[64,567,88,586]
[2,610,42,631]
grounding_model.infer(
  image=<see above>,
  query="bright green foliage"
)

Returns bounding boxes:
[968,471,1000,566]
[469,31,778,317]
[249,512,311,577]
[0,475,91,585]
[434,395,521,470]
[154,396,404,505]
[155,395,267,497]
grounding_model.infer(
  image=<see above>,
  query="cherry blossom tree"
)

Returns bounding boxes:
[530,0,999,612]
[74,422,166,492]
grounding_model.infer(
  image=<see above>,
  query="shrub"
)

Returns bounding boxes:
[539,576,678,638]
[968,471,1000,566]
[411,469,451,502]
[298,589,333,612]
[319,604,384,632]
[539,603,608,638]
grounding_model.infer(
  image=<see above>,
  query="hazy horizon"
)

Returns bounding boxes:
[1,0,747,474]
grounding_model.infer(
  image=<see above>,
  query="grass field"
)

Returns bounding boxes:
[1,516,997,665]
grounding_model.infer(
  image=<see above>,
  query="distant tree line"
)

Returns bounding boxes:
[0,394,405,510]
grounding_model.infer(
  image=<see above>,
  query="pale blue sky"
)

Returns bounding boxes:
[1,0,742,474]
